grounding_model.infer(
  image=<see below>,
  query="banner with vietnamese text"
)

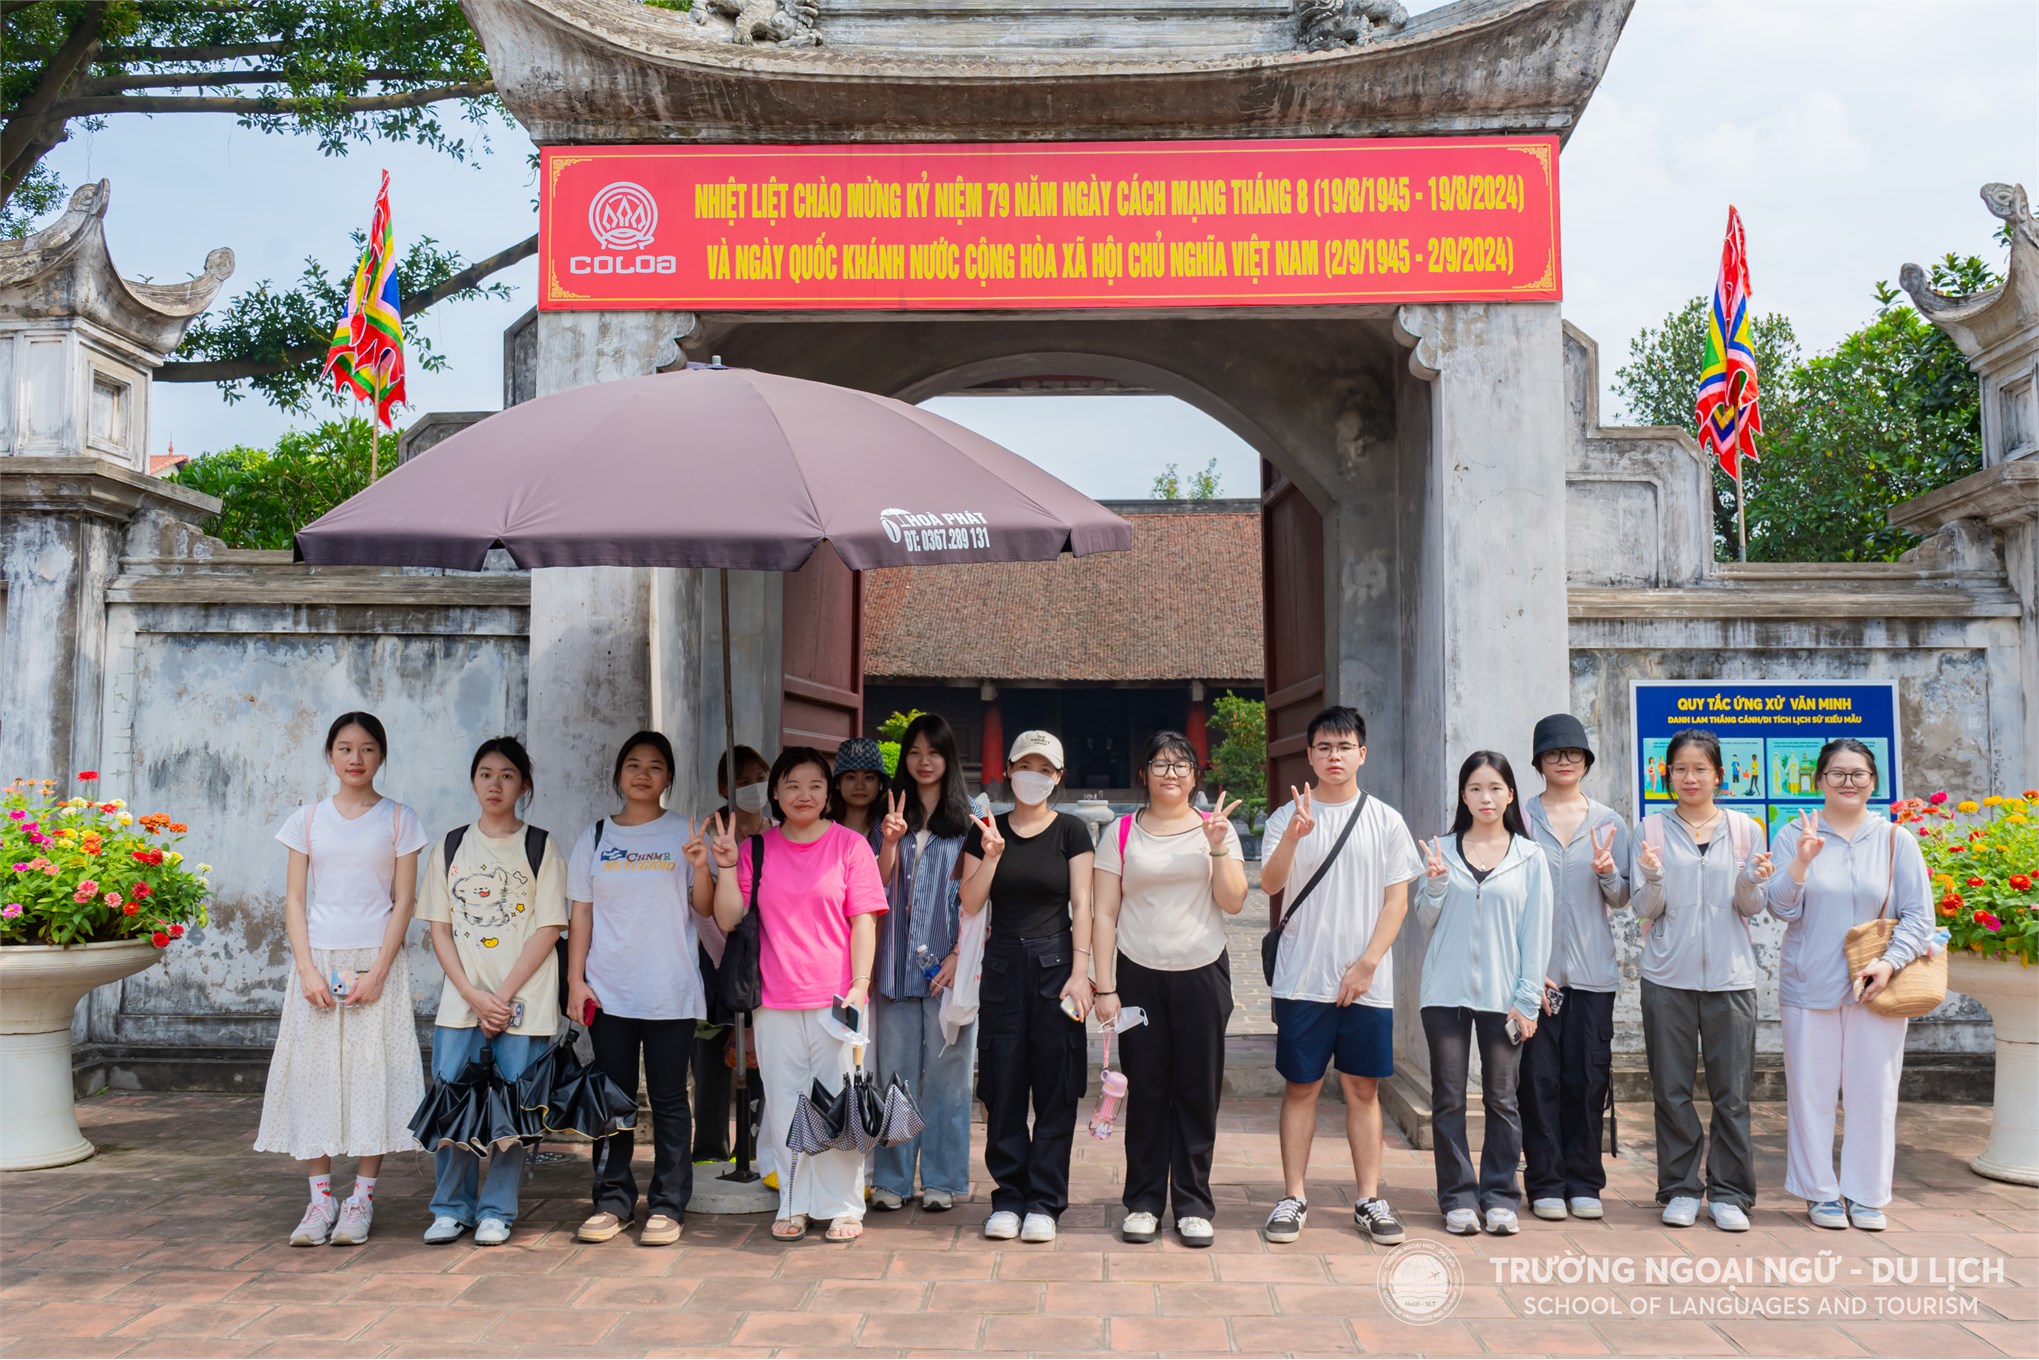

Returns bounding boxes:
[540,136,1560,311]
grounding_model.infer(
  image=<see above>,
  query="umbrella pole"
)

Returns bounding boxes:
[719,568,760,1185]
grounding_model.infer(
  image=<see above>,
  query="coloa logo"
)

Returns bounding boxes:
[880,507,993,553]
[570,180,677,276]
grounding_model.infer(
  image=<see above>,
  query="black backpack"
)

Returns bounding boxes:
[444,823,550,877]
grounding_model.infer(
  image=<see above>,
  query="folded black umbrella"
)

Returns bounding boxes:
[515,1024,638,1140]
[786,1075,849,1157]
[847,1058,884,1153]
[875,1073,926,1148]
[411,1045,532,1158]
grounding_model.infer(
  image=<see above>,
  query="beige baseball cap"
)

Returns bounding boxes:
[1007,730,1065,770]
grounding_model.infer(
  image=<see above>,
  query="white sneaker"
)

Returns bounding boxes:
[1444,1208,1480,1235]
[474,1216,511,1246]
[1709,1202,1750,1232]
[422,1215,466,1244]
[327,1196,373,1246]
[1661,1196,1700,1227]
[983,1211,1021,1240]
[1484,1206,1520,1235]
[290,1200,338,1247]
[1176,1216,1214,1248]
[1568,1197,1604,1219]
[1121,1210,1159,1243]
[1020,1213,1057,1243]
[1531,1197,1568,1220]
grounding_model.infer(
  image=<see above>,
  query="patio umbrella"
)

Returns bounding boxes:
[294,363,1134,1181]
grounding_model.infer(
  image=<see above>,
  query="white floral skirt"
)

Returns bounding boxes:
[254,945,426,1160]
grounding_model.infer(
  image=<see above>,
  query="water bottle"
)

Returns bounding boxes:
[915,944,942,983]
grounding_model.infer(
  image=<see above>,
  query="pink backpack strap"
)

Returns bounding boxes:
[1641,813,1663,854]
[1118,815,1131,862]
[1729,810,1752,863]
[305,801,317,857]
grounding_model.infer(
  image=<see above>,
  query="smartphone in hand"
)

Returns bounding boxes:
[1505,1014,1525,1045]
[831,995,863,1036]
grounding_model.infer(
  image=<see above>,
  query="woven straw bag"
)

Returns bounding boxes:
[1841,825,1946,1020]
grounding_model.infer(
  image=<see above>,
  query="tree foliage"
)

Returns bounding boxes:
[1208,692,1267,821]
[164,418,386,549]
[1152,457,1224,499]
[1611,253,1995,562]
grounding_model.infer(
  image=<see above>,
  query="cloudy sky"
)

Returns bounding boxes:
[40,0,2038,499]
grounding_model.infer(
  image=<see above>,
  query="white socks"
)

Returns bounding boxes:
[308,1173,333,1206]
[347,1175,377,1207]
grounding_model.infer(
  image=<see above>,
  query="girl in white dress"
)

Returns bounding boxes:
[255,712,429,1246]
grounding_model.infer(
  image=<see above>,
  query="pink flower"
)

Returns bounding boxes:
[1975,911,2004,932]
[103,891,122,908]
[1929,791,1949,805]
[2,904,21,918]
[20,822,36,834]
[9,863,26,873]
[26,833,48,846]
[71,890,93,905]
[6,810,24,820]
[76,879,97,896]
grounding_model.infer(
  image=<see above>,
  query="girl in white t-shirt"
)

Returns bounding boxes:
[255,712,430,1248]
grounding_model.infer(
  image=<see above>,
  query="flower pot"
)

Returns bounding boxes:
[1947,951,2039,1187]
[0,941,160,1171]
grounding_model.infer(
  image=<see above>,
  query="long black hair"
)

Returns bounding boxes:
[1134,729,1201,804]
[893,712,973,839]
[324,711,388,760]
[611,730,675,800]
[1448,750,1529,838]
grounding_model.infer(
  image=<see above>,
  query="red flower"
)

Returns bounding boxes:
[2011,874,2034,893]
[1942,892,1964,910]
[1947,844,1966,854]
[2025,789,2039,800]
[149,931,169,948]
[77,771,98,781]
[1929,791,1949,805]
[1938,902,1960,920]
[1967,877,1986,888]
[1975,911,2003,932]
[132,882,151,899]
[121,903,138,916]
[168,924,185,938]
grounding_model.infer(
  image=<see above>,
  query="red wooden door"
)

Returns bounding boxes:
[781,542,864,752]
[1262,459,1325,806]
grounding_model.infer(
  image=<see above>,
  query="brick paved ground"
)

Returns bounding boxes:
[1,1087,2032,1359]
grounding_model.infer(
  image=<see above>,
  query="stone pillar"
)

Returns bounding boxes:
[527,309,693,836]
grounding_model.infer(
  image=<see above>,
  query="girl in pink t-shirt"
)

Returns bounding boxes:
[711,746,887,1243]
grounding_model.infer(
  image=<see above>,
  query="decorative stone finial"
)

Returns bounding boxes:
[1294,0,1408,52]
[1899,182,2034,325]
[701,0,820,46]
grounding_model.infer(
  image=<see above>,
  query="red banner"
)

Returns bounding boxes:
[540,136,1560,312]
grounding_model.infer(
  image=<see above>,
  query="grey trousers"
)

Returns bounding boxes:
[1640,980,1757,1210]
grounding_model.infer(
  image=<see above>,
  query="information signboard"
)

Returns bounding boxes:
[1629,680,1903,838]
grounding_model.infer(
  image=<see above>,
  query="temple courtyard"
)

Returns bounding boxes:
[0,1088,2031,1359]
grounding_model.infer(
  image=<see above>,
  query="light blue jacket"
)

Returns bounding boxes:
[1766,815,1934,1010]
[1417,834,1554,1018]
[1524,795,1631,993]
[875,830,965,1001]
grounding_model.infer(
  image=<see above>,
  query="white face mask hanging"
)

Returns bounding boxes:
[1008,770,1058,807]
[733,781,770,814]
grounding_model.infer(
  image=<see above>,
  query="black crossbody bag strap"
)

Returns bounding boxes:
[1272,790,1368,937]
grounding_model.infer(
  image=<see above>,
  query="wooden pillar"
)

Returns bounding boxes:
[980,683,1004,786]
[1186,680,1209,765]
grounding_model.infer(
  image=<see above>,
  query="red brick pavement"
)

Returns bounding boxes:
[0,1091,2032,1358]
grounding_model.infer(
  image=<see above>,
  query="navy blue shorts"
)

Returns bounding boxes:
[1273,998,1395,1083]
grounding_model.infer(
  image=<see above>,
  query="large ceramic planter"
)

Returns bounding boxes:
[1948,951,2039,1187]
[0,941,160,1171]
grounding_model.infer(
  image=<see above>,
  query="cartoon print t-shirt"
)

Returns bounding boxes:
[417,825,570,1036]
[566,812,705,1022]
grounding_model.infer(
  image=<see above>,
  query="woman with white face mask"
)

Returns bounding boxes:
[959,731,1096,1244]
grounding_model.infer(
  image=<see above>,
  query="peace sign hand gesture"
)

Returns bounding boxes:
[974,812,1006,861]
[1205,792,1242,850]
[1284,785,1317,842]
[1589,824,1619,876]
[682,816,711,871]
[1792,810,1826,867]
[1637,837,1664,880]
[708,810,740,870]
[1424,836,1449,880]
[879,790,909,847]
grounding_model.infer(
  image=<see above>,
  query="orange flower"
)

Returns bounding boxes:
[167,822,187,834]
[1938,902,1960,919]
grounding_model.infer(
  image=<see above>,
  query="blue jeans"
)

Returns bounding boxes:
[428,1026,546,1227]
[872,992,976,1198]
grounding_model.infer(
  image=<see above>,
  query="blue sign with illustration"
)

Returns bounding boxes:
[1629,680,1902,835]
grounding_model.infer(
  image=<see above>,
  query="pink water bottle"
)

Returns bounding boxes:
[1089,1030,1128,1140]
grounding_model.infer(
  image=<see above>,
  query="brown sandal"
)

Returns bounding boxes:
[824,1218,864,1243]
[771,1214,809,1241]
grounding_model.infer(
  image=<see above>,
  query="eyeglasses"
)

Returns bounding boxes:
[1823,770,1875,787]
[1544,750,1588,765]
[1311,742,1361,756]
[1149,760,1196,776]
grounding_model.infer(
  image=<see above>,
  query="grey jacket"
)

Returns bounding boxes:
[1630,808,1770,993]
[1416,834,1555,1018]
[1524,796,1631,993]
[1766,815,1934,1010]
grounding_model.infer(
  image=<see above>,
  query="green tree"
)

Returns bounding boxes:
[1207,692,1267,821]
[1611,254,1994,562]
[874,708,926,778]
[1,0,553,407]
[165,417,385,549]
[1151,457,1223,499]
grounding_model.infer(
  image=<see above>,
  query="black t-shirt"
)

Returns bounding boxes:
[963,810,1095,939]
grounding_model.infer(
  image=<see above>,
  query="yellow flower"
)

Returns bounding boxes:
[2009,815,2030,825]
[116,813,133,826]
[1984,796,2005,807]
[166,851,184,864]
[2009,799,2031,814]
[1934,873,1955,889]
[65,797,88,809]
[1957,801,1980,814]
[110,799,126,810]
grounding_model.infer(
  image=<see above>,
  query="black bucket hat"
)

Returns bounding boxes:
[1531,713,1595,770]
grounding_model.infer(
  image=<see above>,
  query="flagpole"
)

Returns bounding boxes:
[1735,462,1748,562]
[369,368,382,482]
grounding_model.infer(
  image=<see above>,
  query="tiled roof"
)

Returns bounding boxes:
[863,501,1262,683]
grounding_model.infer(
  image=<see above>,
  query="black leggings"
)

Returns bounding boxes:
[589,1012,692,1221]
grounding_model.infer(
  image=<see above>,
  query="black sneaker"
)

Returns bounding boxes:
[1264,1196,1308,1244]
[1355,1198,1406,1245]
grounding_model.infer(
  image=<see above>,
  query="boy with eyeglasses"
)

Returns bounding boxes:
[1258,706,1423,1245]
